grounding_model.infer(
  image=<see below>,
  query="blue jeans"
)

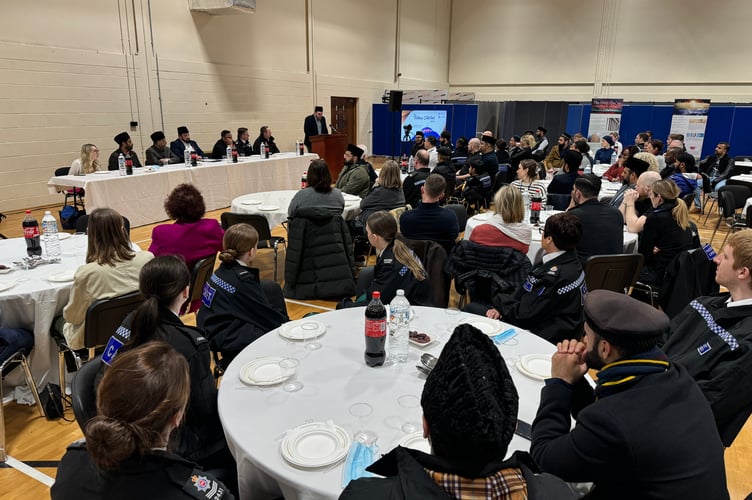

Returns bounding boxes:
[0,327,34,375]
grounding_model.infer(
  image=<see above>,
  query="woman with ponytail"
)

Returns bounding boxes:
[638,179,694,285]
[52,343,234,499]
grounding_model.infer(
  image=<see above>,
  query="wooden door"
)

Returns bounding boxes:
[331,97,357,144]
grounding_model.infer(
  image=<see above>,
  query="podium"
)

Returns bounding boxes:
[310,134,348,181]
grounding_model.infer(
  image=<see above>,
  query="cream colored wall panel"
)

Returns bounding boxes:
[397,0,450,86]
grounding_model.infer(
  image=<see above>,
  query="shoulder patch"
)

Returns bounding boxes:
[183,469,228,499]
[201,282,217,308]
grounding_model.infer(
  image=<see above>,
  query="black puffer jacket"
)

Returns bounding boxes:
[283,206,356,299]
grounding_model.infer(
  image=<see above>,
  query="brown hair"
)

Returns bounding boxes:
[543,212,582,251]
[163,183,206,223]
[494,185,524,223]
[366,211,426,282]
[518,159,539,181]
[86,208,135,266]
[307,159,333,193]
[86,342,189,470]
[378,160,402,190]
[651,179,689,230]
[219,223,258,263]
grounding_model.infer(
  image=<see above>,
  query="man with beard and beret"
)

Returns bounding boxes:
[480,134,500,180]
[145,131,180,166]
[532,290,728,500]
[107,131,142,171]
[340,324,576,499]
[335,144,370,198]
[608,156,648,208]
[170,126,206,160]
[533,126,549,157]
[303,105,328,152]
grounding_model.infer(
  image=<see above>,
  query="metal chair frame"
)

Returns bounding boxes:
[0,350,45,462]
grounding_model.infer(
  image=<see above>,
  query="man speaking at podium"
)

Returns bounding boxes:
[303,105,329,152]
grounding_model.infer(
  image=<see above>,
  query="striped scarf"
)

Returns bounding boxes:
[594,347,669,399]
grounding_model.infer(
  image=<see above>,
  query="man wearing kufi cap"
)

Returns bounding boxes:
[335,143,370,198]
[479,134,500,180]
[303,105,329,151]
[531,289,728,499]
[608,155,648,208]
[170,125,206,161]
[543,132,571,173]
[533,125,549,156]
[668,151,700,199]
[340,324,576,499]
[145,130,179,166]
[107,131,143,171]
[547,150,582,195]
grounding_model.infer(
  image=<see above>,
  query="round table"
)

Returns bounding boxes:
[230,190,361,228]
[217,306,556,500]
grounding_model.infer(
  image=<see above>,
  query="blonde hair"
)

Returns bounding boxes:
[634,152,659,172]
[520,134,536,149]
[652,180,689,230]
[80,143,100,174]
[366,211,426,281]
[378,160,402,190]
[494,185,524,223]
[219,223,258,263]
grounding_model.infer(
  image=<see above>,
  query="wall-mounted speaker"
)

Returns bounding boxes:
[389,90,403,112]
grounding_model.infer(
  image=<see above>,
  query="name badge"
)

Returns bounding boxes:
[697,342,712,356]
[702,243,717,261]
[101,336,124,366]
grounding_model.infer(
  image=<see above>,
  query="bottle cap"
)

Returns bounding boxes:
[372,291,381,299]
[25,210,31,214]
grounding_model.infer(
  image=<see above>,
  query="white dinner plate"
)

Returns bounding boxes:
[398,431,431,454]
[516,354,552,381]
[47,270,76,283]
[278,320,326,341]
[408,332,435,348]
[462,317,505,336]
[0,267,12,275]
[258,205,280,211]
[0,280,16,292]
[238,357,290,386]
[281,421,351,468]
[58,232,72,240]
[240,199,263,205]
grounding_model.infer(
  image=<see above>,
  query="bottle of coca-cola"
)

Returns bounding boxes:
[23,210,42,257]
[125,154,133,175]
[301,171,308,189]
[191,150,198,167]
[232,147,238,163]
[364,291,387,367]
[298,142,305,156]
[530,194,542,225]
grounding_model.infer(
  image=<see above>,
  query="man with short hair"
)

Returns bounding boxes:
[660,146,683,178]
[547,150,583,195]
[646,139,666,170]
[431,146,455,198]
[424,135,439,169]
[145,131,179,166]
[479,134,500,179]
[210,130,235,159]
[533,126,549,155]
[460,159,492,212]
[609,131,623,157]
[252,126,280,155]
[669,152,699,199]
[635,132,650,151]
[543,132,571,173]
[454,137,482,185]
[303,105,328,151]
[699,142,734,190]
[402,149,432,208]
[439,129,452,151]
[170,126,206,160]
[107,131,143,171]
[335,144,370,198]
[608,156,648,208]
[532,290,728,499]
[235,127,253,157]
[400,173,459,254]
[620,170,661,233]
[508,135,522,157]
[567,174,624,264]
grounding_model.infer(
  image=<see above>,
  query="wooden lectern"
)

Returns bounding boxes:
[310,134,348,181]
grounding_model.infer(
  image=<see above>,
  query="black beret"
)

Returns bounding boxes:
[421,324,518,464]
[114,132,130,145]
[625,156,649,176]
[177,126,189,135]
[437,146,452,157]
[481,135,496,146]
[537,126,547,133]
[512,135,521,142]
[150,131,165,143]
[314,106,324,112]
[585,290,669,350]
[574,173,602,194]
[562,150,583,170]
[561,132,572,140]
[346,143,364,158]
[602,135,615,146]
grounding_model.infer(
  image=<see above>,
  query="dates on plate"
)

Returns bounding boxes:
[409,330,431,345]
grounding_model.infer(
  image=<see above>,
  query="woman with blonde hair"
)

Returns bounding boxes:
[469,185,533,253]
[634,151,660,172]
[197,223,288,367]
[638,179,694,285]
[510,134,534,171]
[69,143,101,175]
[358,160,406,223]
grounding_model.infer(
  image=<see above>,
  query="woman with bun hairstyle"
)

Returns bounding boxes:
[52,342,234,499]
[197,223,288,368]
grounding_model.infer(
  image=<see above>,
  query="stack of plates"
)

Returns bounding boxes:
[461,317,505,336]
[281,421,351,468]
[238,357,292,386]
[398,431,431,453]
[48,270,76,283]
[516,354,552,381]
[278,320,326,341]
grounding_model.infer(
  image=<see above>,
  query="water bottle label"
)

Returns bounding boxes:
[365,319,386,338]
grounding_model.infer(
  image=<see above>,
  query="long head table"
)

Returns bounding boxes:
[47,153,318,227]
[218,306,556,500]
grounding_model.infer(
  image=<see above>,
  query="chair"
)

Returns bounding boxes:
[398,236,450,308]
[184,254,217,314]
[54,166,84,208]
[221,212,286,281]
[547,193,571,211]
[584,254,644,295]
[1,348,45,462]
[443,203,468,233]
[75,214,131,236]
[70,355,101,433]
[709,186,750,245]
[698,173,712,215]
[388,205,411,232]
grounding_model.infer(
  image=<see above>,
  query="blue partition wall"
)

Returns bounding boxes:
[372,103,478,157]
[567,104,752,158]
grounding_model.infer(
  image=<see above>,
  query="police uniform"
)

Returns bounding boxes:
[51,441,233,500]
[491,250,585,344]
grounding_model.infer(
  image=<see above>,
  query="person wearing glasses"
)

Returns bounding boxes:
[69,144,101,175]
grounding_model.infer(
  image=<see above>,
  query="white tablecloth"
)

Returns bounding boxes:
[217,306,555,500]
[47,153,317,227]
[230,191,361,229]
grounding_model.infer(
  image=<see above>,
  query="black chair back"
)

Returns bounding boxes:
[71,355,101,433]
[720,185,750,211]
[584,254,644,294]
[83,291,145,349]
[547,193,571,211]
[75,214,131,236]
[54,167,71,177]
[220,212,286,281]
[398,236,450,308]
[443,204,468,233]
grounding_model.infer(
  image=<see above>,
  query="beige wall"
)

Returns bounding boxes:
[0,0,450,212]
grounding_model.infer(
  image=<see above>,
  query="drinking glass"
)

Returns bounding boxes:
[444,307,461,335]
[397,394,420,433]
[302,321,322,350]
[349,402,377,444]
[279,358,303,392]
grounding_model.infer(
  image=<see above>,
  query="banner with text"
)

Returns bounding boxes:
[670,99,710,159]
[587,98,623,140]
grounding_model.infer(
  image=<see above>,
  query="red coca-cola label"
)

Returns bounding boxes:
[125,159,133,167]
[24,226,39,238]
[365,319,386,338]
[531,201,542,211]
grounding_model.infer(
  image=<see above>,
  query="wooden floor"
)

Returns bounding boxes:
[0,197,750,499]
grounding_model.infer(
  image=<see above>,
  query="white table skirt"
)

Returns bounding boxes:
[47,153,317,227]
[218,306,555,500]
[230,191,361,229]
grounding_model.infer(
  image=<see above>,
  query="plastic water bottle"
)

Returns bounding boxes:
[226,145,233,163]
[259,142,266,158]
[611,150,618,165]
[117,153,126,176]
[584,161,592,175]
[522,190,531,223]
[41,211,61,260]
[388,290,411,363]
[184,146,192,166]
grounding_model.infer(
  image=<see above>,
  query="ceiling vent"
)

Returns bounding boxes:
[189,0,255,15]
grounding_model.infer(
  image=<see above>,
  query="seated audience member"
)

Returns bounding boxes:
[62,208,153,350]
[659,146,683,178]
[288,158,345,217]
[340,324,576,499]
[572,138,593,174]
[637,179,694,285]
[252,125,280,155]
[149,183,224,271]
[669,152,700,198]
[357,143,378,188]
[431,147,456,196]
[52,343,234,500]
[602,145,639,181]
[609,131,623,157]
[509,133,534,172]
[635,132,650,151]
[452,136,469,157]
[634,151,660,172]
[170,126,206,160]
[69,143,100,175]
[145,131,179,166]
[662,231,752,447]
[357,160,405,226]
[700,141,734,190]
[479,134,500,180]
[401,174,459,255]
[342,211,433,307]
[403,149,432,208]
[101,256,235,488]
[424,135,439,169]
[235,127,253,157]
[197,224,289,367]
[460,159,492,211]
[543,132,571,174]
[107,132,143,171]
[455,138,482,186]
[512,158,548,202]
[608,156,648,208]
[507,135,521,158]
[439,129,453,151]
[469,185,532,254]
[646,139,666,170]
[567,174,624,264]
[468,213,585,344]
[336,144,370,198]
[620,171,662,233]
[533,126,549,156]
[495,138,511,164]
[531,290,728,499]
[211,130,235,160]
[593,135,615,165]
[547,150,582,195]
